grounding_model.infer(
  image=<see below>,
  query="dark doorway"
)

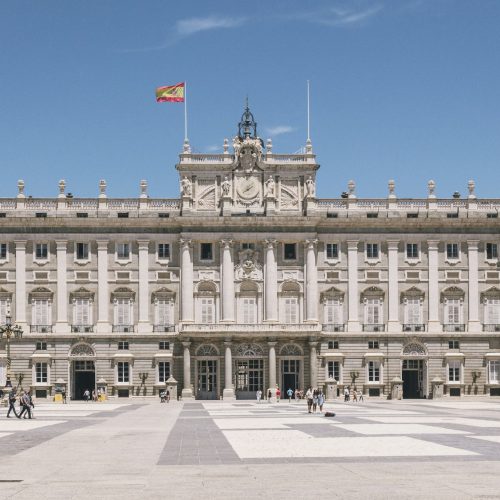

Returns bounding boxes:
[72,360,95,400]
[402,359,425,399]
[282,360,300,397]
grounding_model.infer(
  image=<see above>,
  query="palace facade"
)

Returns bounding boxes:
[1,106,500,400]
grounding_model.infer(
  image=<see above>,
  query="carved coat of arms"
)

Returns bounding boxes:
[235,249,263,280]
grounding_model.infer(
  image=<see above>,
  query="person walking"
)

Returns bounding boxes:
[318,391,325,413]
[6,388,19,418]
[267,389,272,403]
[166,389,170,403]
[344,386,350,402]
[19,391,32,419]
[352,389,358,403]
[286,388,293,403]
[256,389,262,403]
[306,387,313,413]
[312,390,319,413]
[294,389,300,402]
[62,388,67,404]
[83,389,90,402]
[358,390,364,402]
[276,387,281,402]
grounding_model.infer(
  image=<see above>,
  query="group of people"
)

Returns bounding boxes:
[159,389,171,403]
[83,388,105,402]
[6,388,35,419]
[305,388,325,413]
[343,386,364,402]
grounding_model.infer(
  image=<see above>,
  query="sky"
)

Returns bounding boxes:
[1,0,500,200]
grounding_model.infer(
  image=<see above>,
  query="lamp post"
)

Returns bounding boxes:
[0,309,23,388]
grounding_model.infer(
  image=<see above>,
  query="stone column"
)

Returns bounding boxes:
[137,240,150,333]
[180,239,194,322]
[309,341,318,389]
[305,239,318,322]
[387,240,400,332]
[467,240,481,332]
[182,341,193,398]
[96,240,111,333]
[347,240,361,331]
[268,341,277,400]
[221,240,235,322]
[264,240,278,322]
[14,241,27,327]
[427,240,440,332]
[55,240,69,333]
[223,339,235,399]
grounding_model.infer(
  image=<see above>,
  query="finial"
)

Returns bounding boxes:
[305,138,313,154]
[58,179,66,198]
[238,99,258,139]
[388,179,396,199]
[348,180,356,199]
[266,138,273,153]
[140,180,148,199]
[223,138,229,153]
[183,139,191,153]
[428,179,436,199]
[468,180,476,199]
[99,179,107,199]
[17,179,25,198]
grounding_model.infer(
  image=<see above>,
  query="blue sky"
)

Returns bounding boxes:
[1,0,499,199]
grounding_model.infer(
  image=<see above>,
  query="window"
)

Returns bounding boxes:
[117,362,130,383]
[448,360,461,382]
[158,243,170,260]
[117,243,130,260]
[448,340,460,350]
[489,360,500,384]
[156,299,173,326]
[200,243,213,260]
[76,242,89,261]
[367,213,378,219]
[364,298,382,325]
[242,297,257,324]
[324,299,343,325]
[407,213,418,219]
[32,299,50,326]
[35,363,48,383]
[487,213,499,219]
[0,299,8,325]
[326,243,339,260]
[115,298,132,326]
[76,212,88,218]
[35,243,48,260]
[158,362,170,383]
[366,243,379,259]
[36,342,47,351]
[446,243,459,260]
[405,298,422,325]
[73,298,91,326]
[368,361,380,382]
[485,299,500,325]
[487,243,498,261]
[368,340,379,349]
[284,243,297,260]
[0,243,7,260]
[242,243,255,250]
[406,243,419,259]
[284,297,298,324]
[159,341,170,350]
[445,299,461,325]
[328,341,339,349]
[328,361,340,381]
[117,212,129,218]
[118,341,129,350]
[201,297,215,323]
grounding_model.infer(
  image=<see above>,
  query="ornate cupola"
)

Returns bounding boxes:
[238,99,258,140]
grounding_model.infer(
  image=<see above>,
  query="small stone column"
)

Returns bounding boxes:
[325,378,338,401]
[391,376,403,400]
[309,341,318,388]
[137,240,150,333]
[264,240,278,322]
[431,377,444,399]
[220,240,235,322]
[55,240,69,333]
[347,240,361,331]
[182,341,193,399]
[96,240,111,333]
[427,240,440,332]
[304,239,318,322]
[14,241,27,327]
[268,341,277,400]
[467,240,481,332]
[223,340,235,399]
[387,240,400,332]
[180,239,194,322]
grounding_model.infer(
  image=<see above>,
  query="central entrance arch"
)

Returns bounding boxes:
[401,341,428,399]
[69,343,96,400]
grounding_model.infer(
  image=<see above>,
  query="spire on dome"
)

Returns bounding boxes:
[238,98,258,140]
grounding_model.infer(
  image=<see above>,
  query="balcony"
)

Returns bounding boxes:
[443,324,466,332]
[180,323,321,334]
[112,325,135,333]
[30,325,53,333]
[322,324,345,332]
[153,324,175,333]
[71,324,94,333]
[483,324,500,332]
[403,324,426,332]
[362,324,385,332]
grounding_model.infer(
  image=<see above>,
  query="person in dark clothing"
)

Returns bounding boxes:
[6,389,19,418]
[19,391,33,419]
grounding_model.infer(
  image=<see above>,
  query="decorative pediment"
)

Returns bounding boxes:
[238,280,259,294]
[196,281,218,295]
[402,340,427,357]
[70,287,94,301]
[361,286,384,302]
[151,287,175,301]
[321,286,344,302]
[441,286,465,302]
[196,344,219,357]
[400,286,425,303]
[0,287,12,300]
[111,287,135,301]
[280,280,301,295]
[69,342,95,357]
[29,287,53,301]
[481,287,500,302]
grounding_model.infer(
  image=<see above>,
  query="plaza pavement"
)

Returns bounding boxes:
[1,398,500,499]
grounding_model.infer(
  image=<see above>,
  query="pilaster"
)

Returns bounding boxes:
[387,240,400,332]
[220,239,235,322]
[264,239,278,322]
[180,239,194,323]
[137,240,151,333]
[427,240,441,333]
[268,340,277,401]
[304,239,318,322]
[467,240,481,332]
[181,341,193,398]
[347,240,361,331]
[55,240,69,333]
[223,339,235,399]
[14,241,27,328]
[96,240,111,333]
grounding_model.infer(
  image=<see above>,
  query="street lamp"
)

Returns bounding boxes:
[0,309,23,388]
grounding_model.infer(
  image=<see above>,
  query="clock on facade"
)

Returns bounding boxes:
[237,176,259,200]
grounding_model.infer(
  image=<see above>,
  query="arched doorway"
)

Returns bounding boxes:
[69,343,96,400]
[234,343,265,400]
[279,343,303,397]
[195,344,219,400]
[401,341,428,399]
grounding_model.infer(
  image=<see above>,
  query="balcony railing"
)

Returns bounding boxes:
[483,324,500,332]
[362,324,385,332]
[403,324,426,332]
[180,323,321,333]
[71,324,94,333]
[112,325,135,333]
[30,325,53,333]
[322,324,345,332]
[443,324,466,332]
[153,324,175,332]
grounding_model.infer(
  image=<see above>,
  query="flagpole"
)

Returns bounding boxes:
[184,81,188,142]
[307,80,310,142]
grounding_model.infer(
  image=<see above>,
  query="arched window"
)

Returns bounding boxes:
[280,281,301,324]
[441,287,465,331]
[361,287,384,331]
[196,281,217,324]
[238,280,258,324]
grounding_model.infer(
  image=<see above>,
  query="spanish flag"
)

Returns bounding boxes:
[156,82,185,103]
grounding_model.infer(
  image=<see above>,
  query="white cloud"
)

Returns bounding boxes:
[265,126,295,136]
[319,5,383,26]
[206,144,220,152]
[175,16,245,36]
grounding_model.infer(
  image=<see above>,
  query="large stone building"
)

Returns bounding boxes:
[1,105,500,400]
